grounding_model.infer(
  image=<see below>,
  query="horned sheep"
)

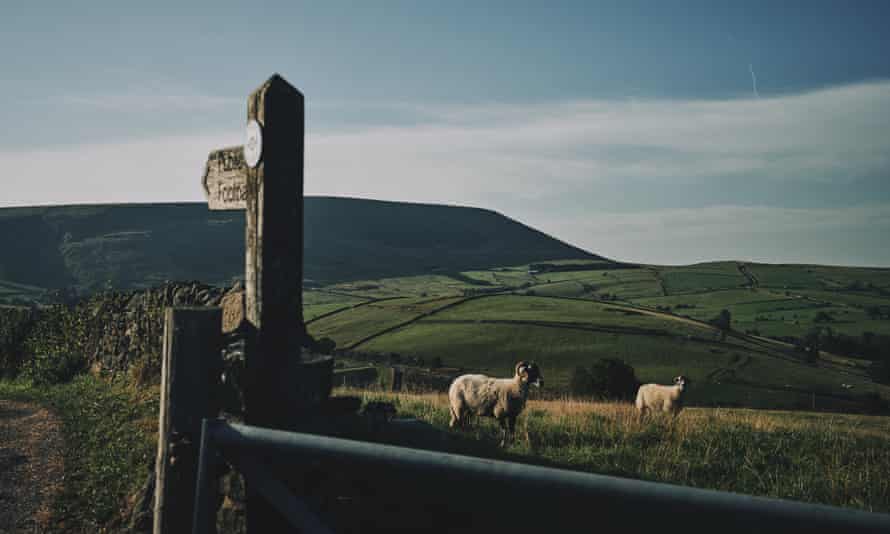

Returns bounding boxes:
[635,375,688,418]
[448,361,543,446]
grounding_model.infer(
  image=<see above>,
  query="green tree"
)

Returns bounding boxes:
[589,358,639,400]
[569,366,593,396]
[814,311,835,323]
[710,309,732,331]
[798,327,822,365]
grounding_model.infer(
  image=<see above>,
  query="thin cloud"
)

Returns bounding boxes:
[306,80,890,201]
[2,80,889,264]
[541,204,890,266]
[58,93,239,113]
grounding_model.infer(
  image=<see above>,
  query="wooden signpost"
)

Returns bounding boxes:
[201,75,307,431]
[156,73,316,534]
[211,74,308,533]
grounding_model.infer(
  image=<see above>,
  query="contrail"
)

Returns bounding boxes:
[749,63,760,98]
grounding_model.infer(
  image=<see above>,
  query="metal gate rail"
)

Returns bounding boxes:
[192,418,890,533]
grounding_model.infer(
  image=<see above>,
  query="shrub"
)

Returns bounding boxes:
[814,311,834,323]
[0,307,36,378]
[589,358,639,400]
[709,309,732,331]
[571,358,639,400]
[21,305,88,385]
[569,366,593,396]
[862,392,889,415]
[796,328,822,365]
[869,354,890,385]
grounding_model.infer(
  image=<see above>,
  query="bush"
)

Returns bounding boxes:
[570,358,638,400]
[869,355,890,385]
[814,311,835,323]
[590,358,639,400]
[709,309,732,331]
[0,307,36,378]
[796,327,822,365]
[862,392,889,415]
[569,366,592,396]
[21,305,88,385]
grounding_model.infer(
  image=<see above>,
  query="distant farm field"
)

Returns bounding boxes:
[306,260,890,413]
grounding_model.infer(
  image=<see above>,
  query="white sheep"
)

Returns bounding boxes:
[448,361,543,446]
[635,375,688,418]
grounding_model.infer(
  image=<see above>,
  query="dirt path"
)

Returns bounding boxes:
[0,399,64,533]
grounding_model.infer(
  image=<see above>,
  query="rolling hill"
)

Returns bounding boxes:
[0,198,601,299]
[306,260,890,412]
[3,198,889,412]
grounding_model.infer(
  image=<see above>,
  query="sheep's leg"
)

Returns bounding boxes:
[497,417,516,447]
[449,404,460,429]
[670,406,681,421]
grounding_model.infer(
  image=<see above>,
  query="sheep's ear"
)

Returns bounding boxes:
[515,361,529,376]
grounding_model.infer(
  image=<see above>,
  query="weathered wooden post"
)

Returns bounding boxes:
[202,74,331,532]
[154,307,222,534]
[242,74,307,426]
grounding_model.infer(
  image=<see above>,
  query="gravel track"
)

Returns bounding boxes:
[0,399,64,533]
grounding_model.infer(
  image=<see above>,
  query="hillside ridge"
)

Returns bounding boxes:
[0,197,603,297]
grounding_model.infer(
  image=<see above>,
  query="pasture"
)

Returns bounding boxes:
[339,388,890,513]
[310,293,890,404]
[306,260,890,412]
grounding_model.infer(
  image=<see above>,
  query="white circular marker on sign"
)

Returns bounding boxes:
[244,119,263,168]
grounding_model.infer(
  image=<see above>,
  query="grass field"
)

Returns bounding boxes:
[308,295,469,348]
[659,263,749,294]
[337,388,890,513]
[3,259,890,530]
[5,373,885,533]
[307,261,890,413]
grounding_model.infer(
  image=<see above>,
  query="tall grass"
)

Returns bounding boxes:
[339,387,890,513]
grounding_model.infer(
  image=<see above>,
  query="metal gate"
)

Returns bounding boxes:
[192,418,890,533]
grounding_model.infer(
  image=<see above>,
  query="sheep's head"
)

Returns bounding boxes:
[517,361,544,388]
[674,375,688,388]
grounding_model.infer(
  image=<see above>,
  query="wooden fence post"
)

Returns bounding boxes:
[154,307,222,534]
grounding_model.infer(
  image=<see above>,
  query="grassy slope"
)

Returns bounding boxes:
[3,259,890,528]
[339,389,890,513]
[308,262,890,411]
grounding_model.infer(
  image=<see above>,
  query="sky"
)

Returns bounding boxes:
[2,0,889,266]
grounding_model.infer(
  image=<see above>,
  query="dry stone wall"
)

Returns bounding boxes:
[0,281,230,381]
